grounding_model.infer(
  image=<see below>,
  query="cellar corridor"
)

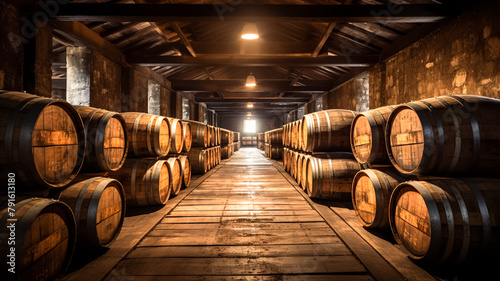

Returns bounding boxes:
[60,148,435,281]
[104,147,377,280]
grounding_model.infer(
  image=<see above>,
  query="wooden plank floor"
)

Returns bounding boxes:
[104,148,375,281]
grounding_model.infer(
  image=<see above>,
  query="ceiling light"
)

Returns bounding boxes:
[241,23,259,40]
[245,73,256,87]
[247,112,252,116]
[247,102,254,108]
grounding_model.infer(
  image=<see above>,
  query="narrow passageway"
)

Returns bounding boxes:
[105,148,374,280]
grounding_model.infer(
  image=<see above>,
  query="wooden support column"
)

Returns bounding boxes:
[170,92,183,119]
[0,1,24,91]
[23,22,53,97]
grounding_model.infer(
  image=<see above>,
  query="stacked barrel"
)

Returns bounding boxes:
[220,128,235,159]
[241,135,257,146]
[282,109,361,200]
[0,91,125,280]
[257,133,264,150]
[349,95,500,265]
[263,128,284,160]
[183,121,239,174]
[233,131,240,151]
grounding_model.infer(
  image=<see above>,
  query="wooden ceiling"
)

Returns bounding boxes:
[51,0,459,117]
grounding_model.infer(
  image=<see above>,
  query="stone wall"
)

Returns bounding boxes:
[370,1,500,108]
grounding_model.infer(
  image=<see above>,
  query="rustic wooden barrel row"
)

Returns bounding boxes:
[56,177,125,249]
[75,106,128,172]
[386,95,500,176]
[389,178,500,264]
[186,146,222,174]
[0,91,86,190]
[284,120,302,150]
[120,112,171,157]
[0,198,77,281]
[105,158,171,207]
[350,105,395,165]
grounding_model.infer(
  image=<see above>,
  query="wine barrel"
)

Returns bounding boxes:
[389,178,500,263]
[221,145,230,159]
[386,95,500,176]
[56,177,125,248]
[0,91,85,190]
[166,117,184,154]
[75,106,128,172]
[120,112,170,157]
[351,168,407,228]
[350,106,395,165]
[187,147,207,174]
[221,129,231,146]
[0,198,76,281]
[269,128,284,146]
[283,148,289,172]
[177,155,191,188]
[305,153,361,199]
[290,150,299,179]
[182,121,192,152]
[302,109,357,152]
[300,154,312,190]
[186,121,208,148]
[106,159,171,207]
[166,157,182,196]
[296,153,306,186]
[292,120,301,150]
[269,145,283,160]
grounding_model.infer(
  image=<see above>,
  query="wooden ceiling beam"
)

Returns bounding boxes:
[54,4,456,23]
[173,83,329,93]
[197,98,310,103]
[191,42,316,56]
[128,55,378,67]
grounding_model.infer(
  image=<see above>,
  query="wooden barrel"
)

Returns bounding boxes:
[302,109,357,152]
[389,178,500,263]
[221,129,231,146]
[269,128,284,146]
[181,121,192,152]
[166,117,185,154]
[165,157,182,196]
[121,112,170,157]
[186,121,208,148]
[296,153,305,186]
[106,159,171,207]
[305,153,361,199]
[75,106,128,172]
[283,148,289,172]
[187,147,207,174]
[351,168,407,228]
[0,198,76,281]
[56,177,125,248]
[177,155,191,188]
[269,145,283,160]
[221,146,230,159]
[386,95,500,176]
[300,154,312,190]
[290,150,298,179]
[0,91,85,190]
[350,106,395,165]
[292,120,301,150]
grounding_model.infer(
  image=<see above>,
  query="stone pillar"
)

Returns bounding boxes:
[66,46,91,106]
